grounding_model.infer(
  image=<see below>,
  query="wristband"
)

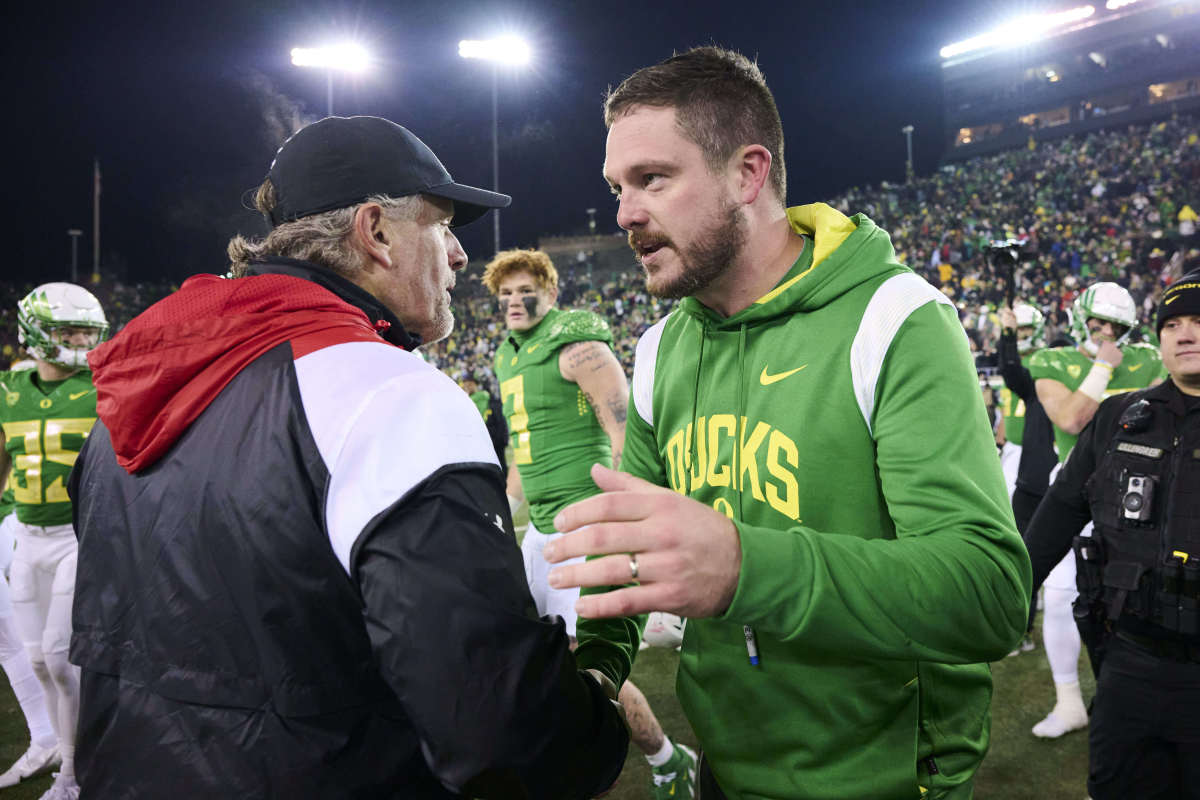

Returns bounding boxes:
[1078,362,1112,403]
[507,494,522,516]
[1092,357,1116,371]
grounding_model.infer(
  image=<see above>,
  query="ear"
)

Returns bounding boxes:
[735,144,772,206]
[352,203,393,269]
[545,284,560,307]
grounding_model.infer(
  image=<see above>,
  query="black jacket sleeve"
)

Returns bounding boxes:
[998,331,1036,402]
[350,463,627,800]
[1023,411,1100,592]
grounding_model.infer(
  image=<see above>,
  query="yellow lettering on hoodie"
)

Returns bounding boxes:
[738,418,769,502]
[765,429,801,521]
[690,417,707,492]
[664,428,688,494]
[706,414,736,487]
[713,497,735,518]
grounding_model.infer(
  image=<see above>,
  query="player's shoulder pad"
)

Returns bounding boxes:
[545,309,613,348]
[1123,342,1160,357]
[1029,346,1067,370]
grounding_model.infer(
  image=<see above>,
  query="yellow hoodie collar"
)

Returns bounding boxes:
[755,203,858,305]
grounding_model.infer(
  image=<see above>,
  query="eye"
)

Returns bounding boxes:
[642,173,663,188]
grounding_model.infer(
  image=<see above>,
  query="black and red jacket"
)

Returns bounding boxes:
[68,259,627,799]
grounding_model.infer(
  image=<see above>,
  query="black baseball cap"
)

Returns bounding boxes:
[266,116,511,228]
[1157,268,1200,334]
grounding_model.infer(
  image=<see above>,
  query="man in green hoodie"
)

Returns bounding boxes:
[544,47,1032,800]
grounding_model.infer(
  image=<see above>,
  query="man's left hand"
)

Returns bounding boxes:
[545,464,742,619]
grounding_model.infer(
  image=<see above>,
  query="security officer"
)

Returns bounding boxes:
[1023,269,1200,800]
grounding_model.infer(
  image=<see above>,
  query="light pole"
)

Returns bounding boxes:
[67,229,82,284]
[901,125,914,182]
[459,37,531,256]
[291,43,369,116]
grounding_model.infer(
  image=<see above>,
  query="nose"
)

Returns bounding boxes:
[615,192,648,232]
[446,232,467,272]
[1178,318,1200,342]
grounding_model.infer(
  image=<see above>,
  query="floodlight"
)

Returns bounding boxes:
[458,37,532,66]
[291,43,370,73]
[457,36,533,255]
[939,5,1096,59]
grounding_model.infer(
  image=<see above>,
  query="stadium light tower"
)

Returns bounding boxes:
[901,125,914,182]
[67,229,83,284]
[458,36,532,256]
[291,43,370,117]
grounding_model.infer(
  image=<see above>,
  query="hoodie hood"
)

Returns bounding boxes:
[89,263,406,474]
[678,203,909,328]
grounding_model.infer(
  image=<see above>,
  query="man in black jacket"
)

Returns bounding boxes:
[1023,270,1200,799]
[997,303,1061,655]
[67,116,628,799]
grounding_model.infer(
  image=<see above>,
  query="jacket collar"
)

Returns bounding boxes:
[245,258,421,350]
[1143,378,1194,417]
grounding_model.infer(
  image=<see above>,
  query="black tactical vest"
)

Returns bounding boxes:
[1084,386,1200,637]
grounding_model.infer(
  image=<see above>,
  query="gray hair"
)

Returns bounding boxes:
[228,178,421,278]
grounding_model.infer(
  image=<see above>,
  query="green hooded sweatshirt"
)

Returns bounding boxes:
[575,204,1031,800]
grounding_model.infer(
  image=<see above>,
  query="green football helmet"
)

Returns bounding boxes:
[17,282,109,368]
[1013,303,1046,354]
[1069,282,1136,354]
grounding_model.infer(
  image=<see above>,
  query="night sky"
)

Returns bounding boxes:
[10,0,1031,284]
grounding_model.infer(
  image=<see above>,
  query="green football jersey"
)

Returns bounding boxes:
[0,369,98,525]
[495,308,614,532]
[468,390,491,421]
[998,355,1032,447]
[1028,343,1162,461]
[0,486,13,521]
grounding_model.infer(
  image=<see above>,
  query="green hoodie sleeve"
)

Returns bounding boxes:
[722,301,1032,663]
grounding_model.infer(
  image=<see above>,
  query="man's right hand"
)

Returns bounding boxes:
[1096,339,1123,369]
[999,306,1016,331]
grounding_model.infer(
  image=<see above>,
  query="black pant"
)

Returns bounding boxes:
[696,751,728,800]
[1088,635,1200,799]
[1012,486,1044,632]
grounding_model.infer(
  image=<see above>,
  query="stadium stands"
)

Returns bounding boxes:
[4,116,1197,392]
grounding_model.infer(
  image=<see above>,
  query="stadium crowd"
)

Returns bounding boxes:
[5,115,1196,384]
[425,114,1200,393]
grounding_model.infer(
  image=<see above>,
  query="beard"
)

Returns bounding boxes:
[628,198,746,300]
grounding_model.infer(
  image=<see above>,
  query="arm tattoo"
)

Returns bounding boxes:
[606,393,627,426]
[563,341,607,373]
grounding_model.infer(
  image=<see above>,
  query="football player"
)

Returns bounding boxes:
[485,249,696,799]
[1,468,59,788]
[0,283,108,799]
[1027,282,1161,738]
